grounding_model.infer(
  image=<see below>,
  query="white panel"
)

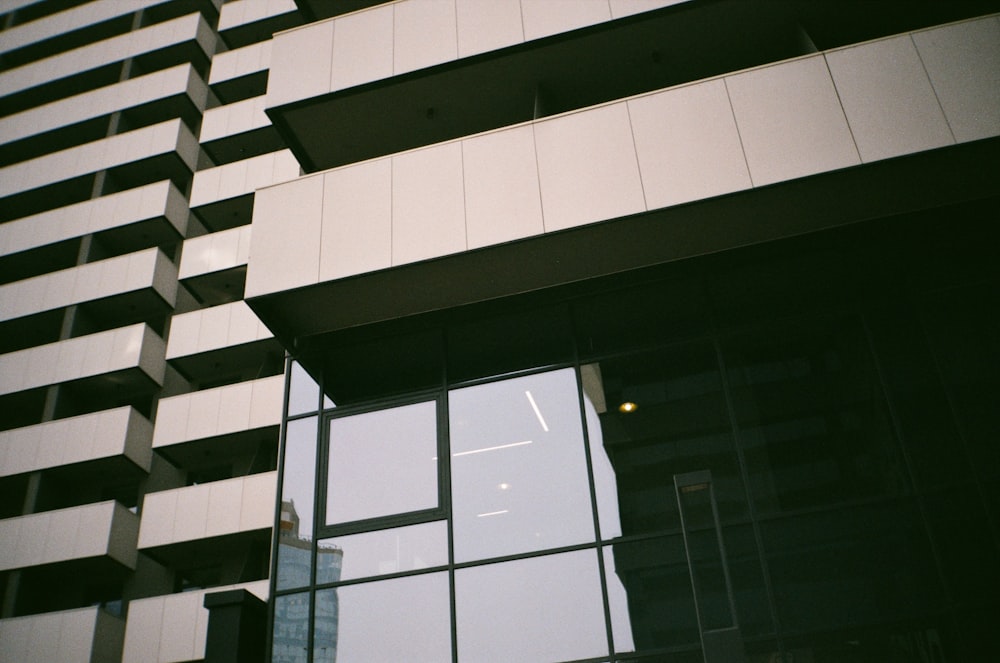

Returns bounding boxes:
[165,309,201,359]
[726,55,861,187]
[239,472,277,531]
[320,159,392,282]
[462,125,544,249]
[138,489,177,549]
[206,479,243,537]
[913,17,1000,143]
[227,300,268,346]
[196,302,232,353]
[248,375,284,429]
[534,103,646,231]
[330,5,394,91]
[217,380,254,436]
[245,175,323,298]
[520,0,611,41]
[394,0,458,75]
[172,484,210,543]
[158,593,199,663]
[121,598,164,662]
[392,142,467,265]
[268,20,334,107]
[827,36,953,163]
[152,393,188,448]
[456,0,523,58]
[609,0,689,19]
[57,608,100,663]
[629,79,751,209]
[186,386,222,442]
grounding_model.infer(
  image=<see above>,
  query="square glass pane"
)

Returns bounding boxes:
[315,572,451,662]
[318,520,448,583]
[455,550,608,662]
[449,368,595,562]
[325,400,438,526]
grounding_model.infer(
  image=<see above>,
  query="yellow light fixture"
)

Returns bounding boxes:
[618,401,638,413]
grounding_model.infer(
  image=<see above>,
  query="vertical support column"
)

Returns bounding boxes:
[204,589,267,663]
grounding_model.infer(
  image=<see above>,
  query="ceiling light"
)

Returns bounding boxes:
[618,401,638,413]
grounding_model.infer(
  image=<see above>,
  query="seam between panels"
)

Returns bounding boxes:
[821,52,863,164]
[722,76,755,189]
[623,99,649,213]
[910,32,958,145]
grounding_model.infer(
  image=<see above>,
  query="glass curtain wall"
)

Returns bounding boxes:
[268,211,999,663]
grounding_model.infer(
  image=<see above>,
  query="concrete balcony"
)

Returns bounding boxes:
[218,0,300,49]
[0,12,214,104]
[178,225,251,305]
[199,94,282,164]
[153,374,282,448]
[0,180,188,263]
[0,406,152,478]
[0,323,166,398]
[137,471,276,550]
[0,63,209,165]
[0,500,139,572]
[207,40,270,103]
[189,149,299,230]
[0,606,125,663]
[120,580,268,663]
[245,15,1000,347]
[165,300,280,384]
[0,247,177,326]
[0,118,198,203]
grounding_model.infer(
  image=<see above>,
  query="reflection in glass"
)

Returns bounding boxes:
[724,318,904,514]
[583,343,746,540]
[272,592,309,663]
[456,550,608,662]
[605,538,700,655]
[277,417,318,591]
[318,521,448,583]
[326,400,438,525]
[449,368,595,562]
[288,361,320,416]
[324,572,451,662]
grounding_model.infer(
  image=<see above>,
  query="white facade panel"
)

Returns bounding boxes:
[0,406,152,478]
[208,40,271,85]
[629,78,752,209]
[120,580,268,663]
[178,225,251,279]
[266,18,333,108]
[455,0,524,58]
[462,125,544,249]
[137,471,277,548]
[393,0,458,76]
[199,95,271,143]
[913,16,1000,143]
[726,55,861,187]
[244,172,322,297]
[152,375,283,449]
[0,13,209,99]
[0,606,122,663]
[827,35,954,163]
[328,4,393,91]
[0,323,165,396]
[319,158,393,282]
[218,0,295,31]
[0,500,138,571]
[520,0,611,41]
[0,247,177,322]
[165,300,272,359]
[189,149,299,208]
[0,119,197,199]
[391,141,467,265]
[534,102,645,232]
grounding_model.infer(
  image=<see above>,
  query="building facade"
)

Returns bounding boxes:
[1,1,999,662]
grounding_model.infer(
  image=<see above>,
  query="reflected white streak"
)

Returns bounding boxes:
[451,440,532,457]
[476,510,509,518]
[525,390,549,432]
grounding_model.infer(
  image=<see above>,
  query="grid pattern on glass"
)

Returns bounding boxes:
[325,400,439,526]
[448,368,595,561]
[276,417,318,591]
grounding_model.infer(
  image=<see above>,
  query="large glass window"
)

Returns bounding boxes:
[449,368,595,561]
